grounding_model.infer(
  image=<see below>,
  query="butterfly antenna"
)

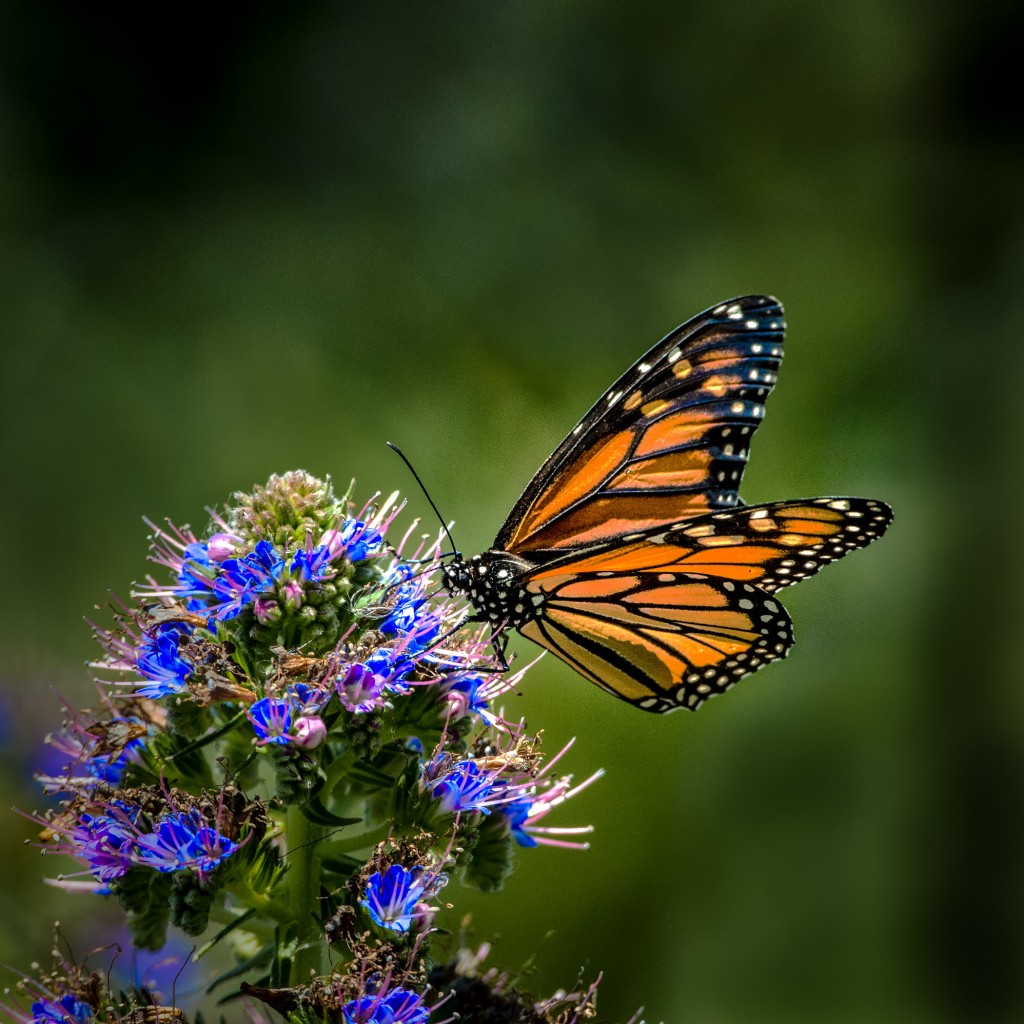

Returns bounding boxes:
[386,442,459,556]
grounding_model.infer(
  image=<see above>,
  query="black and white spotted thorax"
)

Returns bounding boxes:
[442,551,541,629]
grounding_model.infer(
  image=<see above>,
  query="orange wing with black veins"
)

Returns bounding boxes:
[496,296,786,557]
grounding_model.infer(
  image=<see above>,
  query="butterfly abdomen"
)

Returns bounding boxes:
[442,551,541,630]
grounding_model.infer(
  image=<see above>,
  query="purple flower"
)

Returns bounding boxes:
[341,989,430,1024]
[360,865,443,934]
[134,809,239,876]
[364,648,414,692]
[136,622,193,697]
[338,664,387,714]
[70,806,141,882]
[47,802,242,883]
[37,715,147,794]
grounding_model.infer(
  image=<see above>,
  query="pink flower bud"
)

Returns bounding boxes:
[207,532,242,562]
[445,689,471,721]
[293,716,327,749]
[253,597,281,624]
[282,580,304,610]
[412,901,436,933]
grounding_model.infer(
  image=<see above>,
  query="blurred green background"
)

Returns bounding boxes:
[1,2,1021,1021]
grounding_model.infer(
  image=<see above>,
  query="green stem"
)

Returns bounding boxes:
[286,804,326,984]
[323,746,357,793]
[318,820,392,859]
[224,878,292,925]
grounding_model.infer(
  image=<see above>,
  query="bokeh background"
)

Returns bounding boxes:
[1,3,1022,1022]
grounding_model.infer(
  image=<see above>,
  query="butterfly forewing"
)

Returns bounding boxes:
[526,498,893,593]
[496,296,786,557]
[519,572,793,713]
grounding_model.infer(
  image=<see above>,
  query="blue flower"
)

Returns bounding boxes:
[31,994,94,1024]
[287,681,323,713]
[290,544,335,582]
[379,581,441,655]
[379,595,422,636]
[405,614,441,655]
[208,540,285,620]
[496,799,538,849]
[445,675,494,723]
[341,989,430,1024]
[324,519,384,564]
[247,698,294,745]
[361,865,438,933]
[175,542,214,599]
[362,648,414,693]
[430,761,496,815]
[39,716,148,794]
[136,622,193,697]
[382,561,414,586]
[134,809,240,876]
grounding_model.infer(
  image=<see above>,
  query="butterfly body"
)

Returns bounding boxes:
[443,296,892,714]
[441,551,540,631]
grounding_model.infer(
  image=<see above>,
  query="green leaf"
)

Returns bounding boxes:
[298,792,362,828]
[205,943,275,994]
[116,867,175,951]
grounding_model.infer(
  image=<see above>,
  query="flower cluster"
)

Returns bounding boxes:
[422,735,603,849]
[36,793,252,892]
[16,471,613,1024]
[0,944,184,1024]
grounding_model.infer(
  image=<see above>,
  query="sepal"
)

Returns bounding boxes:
[460,812,515,893]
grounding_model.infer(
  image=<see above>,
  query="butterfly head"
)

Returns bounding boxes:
[440,555,474,595]
[442,551,536,630]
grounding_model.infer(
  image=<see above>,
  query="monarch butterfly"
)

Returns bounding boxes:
[440,295,893,713]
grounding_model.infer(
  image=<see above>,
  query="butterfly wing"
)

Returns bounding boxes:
[518,572,792,713]
[514,497,892,712]
[526,498,894,593]
[496,295,786,557]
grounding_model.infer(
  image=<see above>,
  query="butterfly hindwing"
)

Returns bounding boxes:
[526,498,893,594]
[496,296,786,557]
[518,571,793,713]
